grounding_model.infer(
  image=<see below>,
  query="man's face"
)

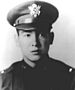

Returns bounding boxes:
[17,26,51,61]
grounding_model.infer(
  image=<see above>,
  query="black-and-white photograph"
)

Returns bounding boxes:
[0,0,75,90]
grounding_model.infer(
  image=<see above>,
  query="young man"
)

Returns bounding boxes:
[0,0,75,90]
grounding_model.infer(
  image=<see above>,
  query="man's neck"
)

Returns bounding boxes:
[23,54,49,68]
[23,57,36,68]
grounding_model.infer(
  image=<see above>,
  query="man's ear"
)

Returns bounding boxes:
[49,32,54,45]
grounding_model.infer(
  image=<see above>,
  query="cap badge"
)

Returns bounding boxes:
[28,3,41,18]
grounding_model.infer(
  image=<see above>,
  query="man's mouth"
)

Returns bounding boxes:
[31,50,40,55]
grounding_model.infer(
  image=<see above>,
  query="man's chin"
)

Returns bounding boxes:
[28,55,41,61]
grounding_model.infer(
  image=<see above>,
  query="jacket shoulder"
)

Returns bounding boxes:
[51,57,75,73]
[49,58,75,90]
[0,64,14,89]
[0,61,23,90]
[0,65,13,75]
[0,60,24,75]
[71,70,75,90]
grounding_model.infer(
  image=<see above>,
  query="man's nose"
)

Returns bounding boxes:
[32,33,41,47]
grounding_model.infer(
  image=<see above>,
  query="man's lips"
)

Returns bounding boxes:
[31,50,40,54]
[32,50,39,52]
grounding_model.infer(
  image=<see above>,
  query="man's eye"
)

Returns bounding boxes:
[23,34,31,37]
[26,34,31,37]
[40,33,47,37]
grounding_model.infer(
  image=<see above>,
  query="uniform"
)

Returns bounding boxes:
[1,0,75,90]
[0,55,75,90]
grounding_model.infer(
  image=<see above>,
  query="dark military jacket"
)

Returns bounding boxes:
[0,55,75,90]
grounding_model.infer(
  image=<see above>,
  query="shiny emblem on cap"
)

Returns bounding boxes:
[28,3,41,18]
